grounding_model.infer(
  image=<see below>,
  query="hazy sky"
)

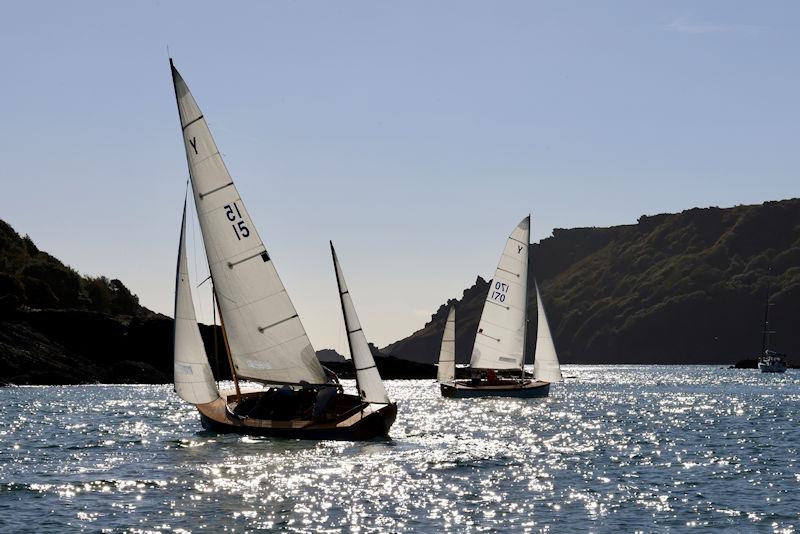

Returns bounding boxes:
[1,1,798,353]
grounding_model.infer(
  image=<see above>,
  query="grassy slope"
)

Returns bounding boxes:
[383,199,800,364]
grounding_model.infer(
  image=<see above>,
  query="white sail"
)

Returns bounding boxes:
[470,216,530,370]
[330,242,390,404]
[174,198,219,405]
[170,60,326,385]
[437,306,456,384]
[533,280,562,383]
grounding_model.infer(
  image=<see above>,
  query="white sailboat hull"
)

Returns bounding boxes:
[758,361,787,373]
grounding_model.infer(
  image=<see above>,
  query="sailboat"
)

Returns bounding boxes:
[757,284,787,373]
[170,59,396,439]
[438,216,562,398]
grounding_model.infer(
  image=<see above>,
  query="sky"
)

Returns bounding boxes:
[1,1,798,354]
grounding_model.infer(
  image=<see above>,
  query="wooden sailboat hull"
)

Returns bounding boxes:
[440,380,551,398]
[194,393,397,441]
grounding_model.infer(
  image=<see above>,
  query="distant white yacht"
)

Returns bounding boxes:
[757,284,787,373]
[759,350,787,373]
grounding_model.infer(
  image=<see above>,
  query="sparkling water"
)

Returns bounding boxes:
[1,366,798,532]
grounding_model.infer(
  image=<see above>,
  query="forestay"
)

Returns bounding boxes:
[470,216,530,370]
[170,61,326,385]
[437,306,456,383]
[533,281,563,383]
[331,242,390,404]
[173,199,219,404]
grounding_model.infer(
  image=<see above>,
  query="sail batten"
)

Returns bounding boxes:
[174,198,219,405]
[533,281,563,383]
[470,216,530,370]
[170,61,326,385]
[437,306,456,384]
[331,242,391,404]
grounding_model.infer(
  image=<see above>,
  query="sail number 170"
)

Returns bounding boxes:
[224,202,250,240]
[491,281,509,303]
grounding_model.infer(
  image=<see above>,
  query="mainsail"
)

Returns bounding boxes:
[330,242,390,404]
[532,280,562,383]
[437,306,456,383]
[470,216,530,370]
[170,60,326,385]
[173,198,219,404]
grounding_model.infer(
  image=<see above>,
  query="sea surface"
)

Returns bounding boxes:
[1,366,798,533]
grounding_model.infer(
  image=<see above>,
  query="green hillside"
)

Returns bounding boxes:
[383,199,800,364]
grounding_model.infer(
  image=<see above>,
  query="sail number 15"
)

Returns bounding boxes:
[224,202,250,241]
[491,281,509,303]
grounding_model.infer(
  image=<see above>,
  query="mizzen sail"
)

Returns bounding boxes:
[170,60,326,385]
[437,306,456,384]
[470,216,530,370]
[532,280,562,383]
[331,242,390,404]
[173,198,219,404]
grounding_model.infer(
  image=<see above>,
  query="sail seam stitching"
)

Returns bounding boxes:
[199,181,234,199]
[182,115,204,130]
[477,331,502,342]
[234,332,309,356]
[257,314,299,333]
[485,299,510,310]
[227,249,268,269]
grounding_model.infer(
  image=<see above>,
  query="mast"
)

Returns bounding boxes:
[761,284,772,354]
[214,285,241,402]
[521,214,530,383]
[212,290,219,389]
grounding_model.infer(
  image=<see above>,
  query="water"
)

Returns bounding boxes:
[1,366,798,532]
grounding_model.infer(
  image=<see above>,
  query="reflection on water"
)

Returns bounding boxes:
[0,366,799,531]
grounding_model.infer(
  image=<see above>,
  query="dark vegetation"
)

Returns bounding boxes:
[383,199,800,366]
[0,219,434,384]
[322,345,435,379]
[1,198,798,384]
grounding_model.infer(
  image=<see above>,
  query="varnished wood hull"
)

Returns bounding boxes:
[194,393,397,441]
[440,380,550,398]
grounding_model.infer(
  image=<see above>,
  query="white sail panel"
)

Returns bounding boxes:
[331,243,390,404]
[174,199,219,405]
[533,281,562,383]
[437,306,456,384]
[470,216,530,370]
[170,61,326,385]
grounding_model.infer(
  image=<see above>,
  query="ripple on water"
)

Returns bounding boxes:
[0,367,799,531]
